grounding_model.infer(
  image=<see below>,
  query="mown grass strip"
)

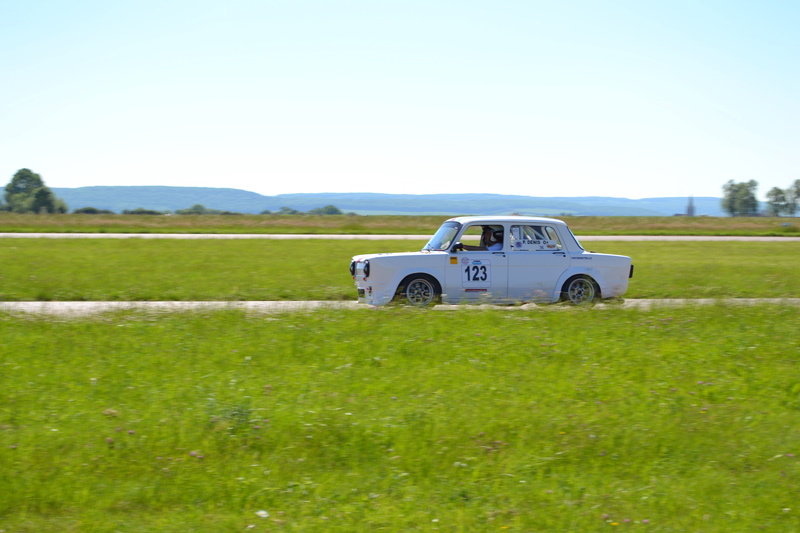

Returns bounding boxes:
[0,213,798,236]
[1,239,798,301]
[0,214,441,235]
[1,305,799,531]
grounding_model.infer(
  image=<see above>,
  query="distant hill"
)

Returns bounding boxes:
[51,186,726,216]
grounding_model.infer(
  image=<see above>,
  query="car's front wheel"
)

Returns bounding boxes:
[395,274,441,306]
[561,275,599,305]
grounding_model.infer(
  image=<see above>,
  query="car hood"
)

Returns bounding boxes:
[352,250,445,262]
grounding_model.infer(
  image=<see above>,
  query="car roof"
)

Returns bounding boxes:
[446,215,567,226]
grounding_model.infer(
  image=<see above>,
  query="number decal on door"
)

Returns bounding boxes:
[461,260,491,285]
[464,264,488,281]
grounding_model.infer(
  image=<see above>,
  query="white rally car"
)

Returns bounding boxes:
[349,216,633,306]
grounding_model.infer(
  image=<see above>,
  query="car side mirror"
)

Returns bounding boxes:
[451,242,464,252]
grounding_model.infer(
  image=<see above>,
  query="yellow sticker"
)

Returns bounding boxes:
[450,257,458,265]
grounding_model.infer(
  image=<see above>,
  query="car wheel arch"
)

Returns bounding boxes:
[560,274,601,305]
[394,273,443,306]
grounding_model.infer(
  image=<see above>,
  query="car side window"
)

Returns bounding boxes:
[460,226,483,247]
[510,225,563,251]
[459,225,503,251]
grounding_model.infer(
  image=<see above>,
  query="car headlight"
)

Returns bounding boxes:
[349,260,356,277]
[363,260,370,278]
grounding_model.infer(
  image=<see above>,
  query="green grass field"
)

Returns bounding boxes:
[1,239,798,301]
[2,305,800,532]
[2,225,799,531]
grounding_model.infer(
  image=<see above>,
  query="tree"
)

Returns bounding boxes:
[4,168,43,212]
[73,207,116,214]
[4,168,68,213]
[307,205,343,215]
[174,204,242,215]
[766,187,788,217]
[788,179,800,217]
[721,180,759,216]
[176,204,212,215]
[32,187,55,214]
[764,180,800,217]
[122,208,167,215]
[5,168,44,196]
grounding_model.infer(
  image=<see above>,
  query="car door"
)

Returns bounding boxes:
[507,224,569,302]
[444,224,508,302]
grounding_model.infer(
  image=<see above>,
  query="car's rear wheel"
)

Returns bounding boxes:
[561,275,599,305]
[396,274,441,306]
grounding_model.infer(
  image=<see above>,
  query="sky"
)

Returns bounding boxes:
[2,0,798,200]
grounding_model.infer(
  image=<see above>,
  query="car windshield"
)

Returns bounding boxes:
[422,221,461,251]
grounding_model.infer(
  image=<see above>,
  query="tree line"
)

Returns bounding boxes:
[3,168,799,217]
[0,169,346,216]
[111,204,347,216]
[722,179,800,217]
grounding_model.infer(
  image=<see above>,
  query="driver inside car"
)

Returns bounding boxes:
[460,226,503,251]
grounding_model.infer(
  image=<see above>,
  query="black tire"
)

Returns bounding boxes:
[561,275,600,305]
[395,274,442,306]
